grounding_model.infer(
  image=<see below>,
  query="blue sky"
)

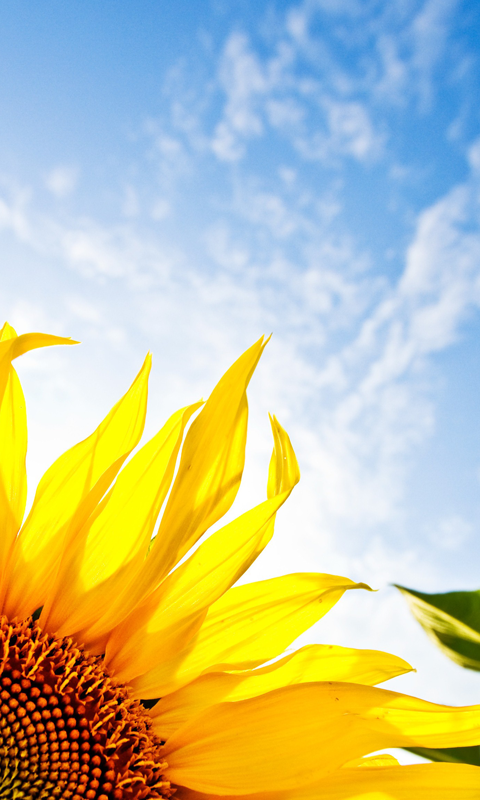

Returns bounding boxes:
[1,0,480,719]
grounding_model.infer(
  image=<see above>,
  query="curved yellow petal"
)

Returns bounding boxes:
[150,644,413,739]
[162,683,480,794]
[128,573,370,698]
[40,402,202,646]
[0,325,77,406]
[141,337,268,589]
[106,416,299,682]
[4,354,151,619]
[2,329,78,361]
[267,413,301,498]
[0,325,27,594]
[0,365,26,577]
[174,763,480,800]
[0,323,77,609]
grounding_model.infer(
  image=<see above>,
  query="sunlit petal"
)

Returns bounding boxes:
[174,763,480,800]
[4,354,151,618]
[41,402,202,646]
[163,683,480,794]
[150,644,413,739]
[141,336,268,588]
[0,324,27,593]
[128,573,371,697]
[106,415,299,681]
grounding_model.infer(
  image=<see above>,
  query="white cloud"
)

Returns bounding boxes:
[467,136,480,174]
[286,161,480,543]
[285,0,463,113]
[298,99,385,162]
[400,182,480,354]
[207,16,388,167]
[45,165,79,198]
[211,33,268,160]
[0,179,32,240]
[266,97,305,130]
[0,179,181,286]
[410,0,460,110]
[1,40,479,590]
[156,1,465,176]
[374,34,408,104]
[204,222,250,272]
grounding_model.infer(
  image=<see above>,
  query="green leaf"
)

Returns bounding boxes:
[405,746,480,767]
[394,584,480,671]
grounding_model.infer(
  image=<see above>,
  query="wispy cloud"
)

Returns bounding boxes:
[44,165,79,198]
[209,28,385,165]
[2,137,480,549]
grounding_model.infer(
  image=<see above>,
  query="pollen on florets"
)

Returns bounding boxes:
[0,616,173,800]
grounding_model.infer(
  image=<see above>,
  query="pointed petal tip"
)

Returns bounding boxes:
[31,333,80,345]
[0,321,18,340]
[256,334,270,351]
[253,333,272,352]
[135,352,153,378]
[355,581,375,592]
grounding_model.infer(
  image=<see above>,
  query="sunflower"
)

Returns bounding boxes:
[0,322,479,800]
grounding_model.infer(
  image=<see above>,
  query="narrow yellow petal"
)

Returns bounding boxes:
[106,416,300,681]
[0,322,17,341]
[4,355,151,619]
[344,754,401,767]
[0,323,76,609]
[174,763,480,800]
[162,683,480,794]
[127,573,370,698]
[150,644,413,739]
[0,363,27,591]
[6,330,78,360]
[0,326,77,393]
[40,402,201,646]
[141,337,268,588]
[267,414,300,498]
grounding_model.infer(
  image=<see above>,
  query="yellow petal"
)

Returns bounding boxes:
[0,326,77,406]
[267,413,301,498]
[344,754,401,767]
[141,337,268,590]
[150,644,413,739]
[128,573,370,698]
[162,683,480,794]
[0,322,18,342]
[174,763,480,800]
[106,416,300,681]
[0,358,26,592]
[4,355,151,619]
[0,323,77,609]
[3,329,78,361]
[40,402,202,646]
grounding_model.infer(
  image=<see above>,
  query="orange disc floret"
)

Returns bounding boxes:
[0,616,173,799]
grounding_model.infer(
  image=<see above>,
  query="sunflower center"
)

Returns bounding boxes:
[0,616,172,800]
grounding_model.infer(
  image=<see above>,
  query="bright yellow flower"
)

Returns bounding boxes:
[0,321,479,800]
